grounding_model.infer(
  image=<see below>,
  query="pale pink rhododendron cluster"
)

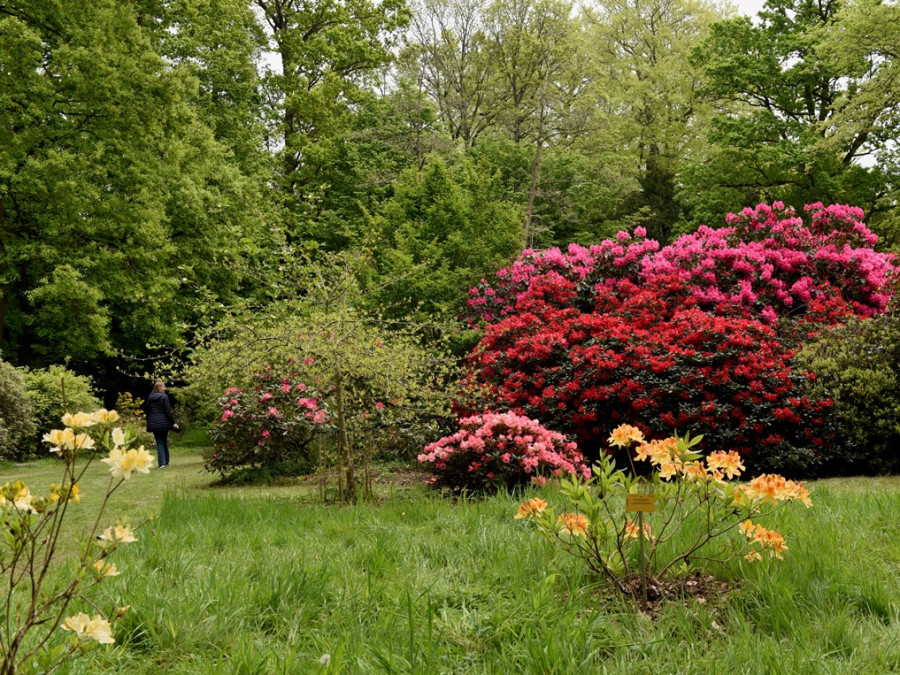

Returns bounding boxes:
[418,412,589,492]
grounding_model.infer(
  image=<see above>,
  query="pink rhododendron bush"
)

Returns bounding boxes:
[516,425,813,605]
[468,202,896,328]
[207,365,329,476]
[418,412,590,493]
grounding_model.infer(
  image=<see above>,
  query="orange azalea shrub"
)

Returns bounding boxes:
[516,424,811,600]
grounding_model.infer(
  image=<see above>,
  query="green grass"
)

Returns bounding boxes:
[3,453,900,674]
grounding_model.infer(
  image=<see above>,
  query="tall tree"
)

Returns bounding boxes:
[407,0,498,148]
[254,0,409,239]
[584,0,723,241]
[685,0,898,236]
[817,0,900,246]
[0,0,266,365]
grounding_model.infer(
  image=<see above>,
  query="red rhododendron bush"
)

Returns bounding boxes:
[418,412,590,493]
[470,273,835,475]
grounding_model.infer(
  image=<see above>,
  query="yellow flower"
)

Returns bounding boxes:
[62,613,91,635]
[111,427,126,448]
[101,446,154,479]
[0,481,35,513]
[93,409,120,424]
[706,450,745,479]
[744,550,762,562]
[63,613,115,644]
[515,498,548,519]
[608,424,645,448]
[92,560,120,577]
[62,412,96,429]
[99,525,137,544]
[49,482,80,503]
[738,520,756,538]
[43,428,77,452]
[557,512,590,537]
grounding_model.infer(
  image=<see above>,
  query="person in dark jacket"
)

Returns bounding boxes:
[146,381,178,468]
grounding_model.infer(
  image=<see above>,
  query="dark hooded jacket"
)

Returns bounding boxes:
[146,392,175,433]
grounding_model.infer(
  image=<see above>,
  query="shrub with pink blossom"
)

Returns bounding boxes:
[206,364,330,477]
[418,412,590,493]
[467,202,896,328]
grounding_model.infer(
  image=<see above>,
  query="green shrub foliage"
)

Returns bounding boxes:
[23,365,101,453]
[797,312,900,474]
[0,359,36,460]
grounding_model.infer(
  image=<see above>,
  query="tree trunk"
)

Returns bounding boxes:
[333,368,355,501]
[0,282,8,355]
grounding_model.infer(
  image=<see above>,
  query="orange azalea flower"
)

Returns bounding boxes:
[608,424,644,448]
[747,474,788,504]
[635,437,677,466]
[680,461,706,481]
[783,480,812,507]
[557,512,590,537]
[706,450,745,479]
[624,518,653,540]
[515,498,548,520]
[731,485,752,507]
[738,520,756,538]
[744,474,813,507]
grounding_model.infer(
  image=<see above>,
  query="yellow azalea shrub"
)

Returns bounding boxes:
[516,424,811,602]
[1,409,152,674]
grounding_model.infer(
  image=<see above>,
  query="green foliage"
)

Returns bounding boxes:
[255,0,410,239]
[369,155,524,324]
[177,249,458,497]
[0,359,34,461]
[43,476,898,673]
[0,0,270,367]
[23,365,101,455]
[26,266,110,363]
[684,0,899,237]
[797,312,900,474]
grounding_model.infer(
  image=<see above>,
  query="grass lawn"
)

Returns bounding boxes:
[3,441,900,674]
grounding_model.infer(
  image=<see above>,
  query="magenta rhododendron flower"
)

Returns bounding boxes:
[466,203,895,328]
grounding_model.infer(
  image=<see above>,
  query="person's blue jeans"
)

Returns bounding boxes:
[153,430,170,467]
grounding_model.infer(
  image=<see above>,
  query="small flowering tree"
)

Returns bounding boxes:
[516,424,812,607]
[1,409,153,675]
[418,412,590,493]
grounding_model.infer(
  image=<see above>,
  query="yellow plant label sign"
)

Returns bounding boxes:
[626,494,656,512]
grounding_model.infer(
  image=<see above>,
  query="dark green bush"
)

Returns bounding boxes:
[23,365,100,453]
[797,312,900,474]
[0,359,36,461]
